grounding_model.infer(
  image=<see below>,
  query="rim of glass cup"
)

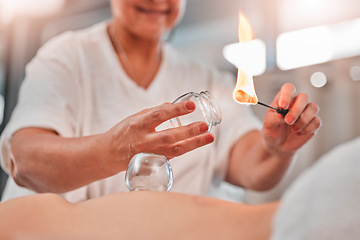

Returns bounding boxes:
[171,91,222,130]
[200,91,222,126]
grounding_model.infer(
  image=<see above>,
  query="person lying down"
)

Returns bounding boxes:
[0,191,277,240]
[0,137,359,240]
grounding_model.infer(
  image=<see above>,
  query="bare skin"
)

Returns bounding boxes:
[227,83,322,190]
[10,102,215,193]
[0,191,278,240]
[9,0,321,194]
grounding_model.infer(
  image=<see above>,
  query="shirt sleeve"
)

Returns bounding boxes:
[0,32,80,175]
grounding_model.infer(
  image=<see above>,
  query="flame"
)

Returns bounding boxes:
[233,12,258,105]
[238,13,254,42]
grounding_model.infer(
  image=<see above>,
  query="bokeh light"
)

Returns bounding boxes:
[350,66,360,81]
[0,0,65,23]
[310,72,327,88]
[276,27,333,70]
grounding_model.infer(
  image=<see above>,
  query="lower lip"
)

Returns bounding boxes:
[145,11,165,17]
[138,9,168,18]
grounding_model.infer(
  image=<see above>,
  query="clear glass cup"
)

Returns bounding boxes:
[125,153,173,192]
[170,91,222,132]
[125,91,220,192]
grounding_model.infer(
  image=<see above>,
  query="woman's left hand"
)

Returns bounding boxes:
[261,83,322,155]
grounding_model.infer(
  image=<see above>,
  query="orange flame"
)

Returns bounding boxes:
[233,12,258,105]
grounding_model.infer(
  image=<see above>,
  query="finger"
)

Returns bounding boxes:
[290,101,319,131]
[143,101,196,129]
[277,83,296,109]
[285,93,309,125]
[148,121,209,146]
[295,116,322,136]
[163,133,215,159]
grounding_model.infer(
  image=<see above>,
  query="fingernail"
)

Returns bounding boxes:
[205,134,214,143]
[185,101,195,111]
[280,101,287,109]
[286,115,295,125]
[199,123,209,133]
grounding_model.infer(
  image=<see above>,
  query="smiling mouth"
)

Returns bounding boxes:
[136,6,170,15]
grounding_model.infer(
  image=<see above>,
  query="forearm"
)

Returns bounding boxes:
[10,128,126,193]
[226,130,294,191]
[0,192,278,240]
[240,141,294,191]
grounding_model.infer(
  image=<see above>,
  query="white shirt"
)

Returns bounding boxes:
[0,22,261,202]
[271,137,360,240]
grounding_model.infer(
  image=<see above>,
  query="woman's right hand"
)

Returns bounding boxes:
[9,101,214,193]
[103,101,215,171]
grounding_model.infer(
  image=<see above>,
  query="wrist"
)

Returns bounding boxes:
[260,135,295,160]
[98,132,131,176]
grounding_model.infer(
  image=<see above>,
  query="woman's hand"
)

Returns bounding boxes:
[103,101,215,170]
[226,83,321,191]
[9,101,214,193]
[261,83,322,156]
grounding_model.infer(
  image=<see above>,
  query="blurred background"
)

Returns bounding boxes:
[0,0,359,202]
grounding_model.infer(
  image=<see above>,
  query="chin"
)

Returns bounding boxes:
[139,27,167,40]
